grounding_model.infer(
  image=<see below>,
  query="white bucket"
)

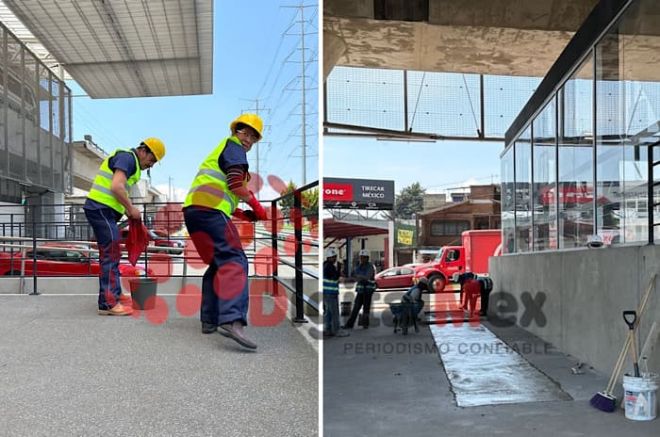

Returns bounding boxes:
[622,373,658,421]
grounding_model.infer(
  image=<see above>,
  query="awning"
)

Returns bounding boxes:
[2,0,212,98]
[324,218,388,239]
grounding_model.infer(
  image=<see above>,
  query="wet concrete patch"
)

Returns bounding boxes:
[430,323,571,407]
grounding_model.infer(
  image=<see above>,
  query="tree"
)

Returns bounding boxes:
[395,182,426,219]
[278,180,318,218]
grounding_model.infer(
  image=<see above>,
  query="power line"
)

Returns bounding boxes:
[255,10,296,98]
[282,3,317,185]
[425,174,501,191]
[240,99,271,200]
[74,100,132,149]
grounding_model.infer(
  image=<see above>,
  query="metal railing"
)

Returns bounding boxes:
[0,192,319,319]
[648,140,660,244]
[270,181,319,323]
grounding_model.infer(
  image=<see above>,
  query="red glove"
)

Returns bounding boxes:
[232,208,257,222]
[246,192,268,221]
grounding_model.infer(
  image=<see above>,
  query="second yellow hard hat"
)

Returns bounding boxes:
[142,137,166,161]
[230,113,263,140]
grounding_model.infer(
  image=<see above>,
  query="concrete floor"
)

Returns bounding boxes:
[323,309,660,437]
[0,294,318,437]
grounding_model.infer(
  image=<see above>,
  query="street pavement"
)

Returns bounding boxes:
[323,307,660,437]
[0,294,318,437]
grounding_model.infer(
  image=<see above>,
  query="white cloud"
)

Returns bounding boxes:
[153,184,188,202]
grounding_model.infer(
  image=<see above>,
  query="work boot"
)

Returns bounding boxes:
[201,322,217,334]
[98,303,133,316]
[219,321,257,350]
[119,293,132,306]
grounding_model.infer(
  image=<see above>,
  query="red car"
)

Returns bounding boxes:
[0,243,151,277]
[374,264,418,289]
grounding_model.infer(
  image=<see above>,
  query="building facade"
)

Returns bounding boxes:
[419,184,501,248]
[0,20,72,237]
[502,0,660,254]
[494,0,660,375]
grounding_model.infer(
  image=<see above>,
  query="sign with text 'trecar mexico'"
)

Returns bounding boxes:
[323,178,395,210]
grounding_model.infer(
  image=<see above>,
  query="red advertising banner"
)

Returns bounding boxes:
[323,183,353,201]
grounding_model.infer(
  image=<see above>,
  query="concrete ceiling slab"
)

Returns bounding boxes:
[326,16,574,78]
[324,0,600,79]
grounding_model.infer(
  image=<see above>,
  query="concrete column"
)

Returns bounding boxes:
[345,237,352,276]
[323,30,347,82]
[387,220,394,268]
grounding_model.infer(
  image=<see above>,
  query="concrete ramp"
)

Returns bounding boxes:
[430,323,571,407]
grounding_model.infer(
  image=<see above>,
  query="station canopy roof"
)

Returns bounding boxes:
[324,217,388,239]
[2,0,212,98]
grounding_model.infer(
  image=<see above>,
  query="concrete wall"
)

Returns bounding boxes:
[490,245,660,376]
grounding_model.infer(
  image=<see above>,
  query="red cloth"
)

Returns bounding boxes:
[232,208,257,222]
[462,279,482,314]
[126,218,150,266]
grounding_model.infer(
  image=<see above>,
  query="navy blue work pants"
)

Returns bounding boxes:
[323,294,340,335]
[183,206,249,326]
[344,290,374,328]
[84,207,122,310]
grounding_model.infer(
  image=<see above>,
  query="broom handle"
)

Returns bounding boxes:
[606,333,630,393]
[605,274,656,393]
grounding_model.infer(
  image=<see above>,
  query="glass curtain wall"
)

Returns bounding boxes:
[532,98,557,250]
[502,0,660,253]
[501,147,515,254]
[515,126,532,252]
[558,55,594,249]
[596,0,660,244]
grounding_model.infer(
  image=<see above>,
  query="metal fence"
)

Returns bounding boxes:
[0,186,319,320]
[270,180,320,321]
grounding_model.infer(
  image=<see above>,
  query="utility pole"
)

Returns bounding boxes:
[168,176,173,202]
[300,5,307,185]
[241,99,270,200]
[284,3,317,186]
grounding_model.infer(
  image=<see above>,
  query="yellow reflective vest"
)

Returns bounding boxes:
[87,149,141,215]
[183,137,241,216]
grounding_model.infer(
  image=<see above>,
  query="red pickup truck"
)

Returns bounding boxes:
[413,229,501,292]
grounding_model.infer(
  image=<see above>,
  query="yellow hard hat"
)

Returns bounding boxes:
[141,137,166,161]
[230,113,263,140]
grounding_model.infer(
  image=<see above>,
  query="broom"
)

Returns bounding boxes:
[590,274,656,412]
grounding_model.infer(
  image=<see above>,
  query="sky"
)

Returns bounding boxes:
[323,136,503,196]
[69,0,319,201]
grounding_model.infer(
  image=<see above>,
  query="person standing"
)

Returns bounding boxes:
[323,248,349,337]
[183,113,268,350]
[343,249,376,329]
[84,138,165,316]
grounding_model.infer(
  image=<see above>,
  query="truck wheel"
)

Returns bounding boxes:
[428,274,445,293]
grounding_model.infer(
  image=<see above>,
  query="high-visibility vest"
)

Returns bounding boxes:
[182,136,241,216]
[356,281,376,294]
[323,278,339,296]
[87,149,141,215]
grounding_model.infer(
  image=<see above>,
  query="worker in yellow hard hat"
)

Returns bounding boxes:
[84,137,166,316]
[183,113,267,349]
